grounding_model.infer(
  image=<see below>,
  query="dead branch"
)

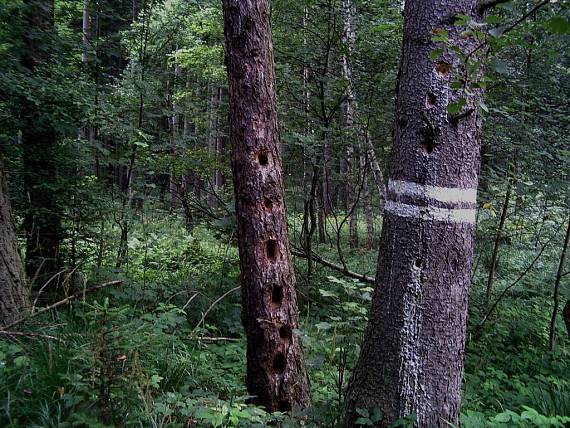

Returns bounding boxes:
[1,280,123,331]
[292,248,375,284]
[0,331,62,341]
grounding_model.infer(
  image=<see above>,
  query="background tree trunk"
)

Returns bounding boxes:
[0,159,29,326]
[360,150,376,249]
[486,175,512,301]
[345,1,485,426]
[223,0,311,412]
[549,215,570,351]
[21,0,62,285]
[341,0,358,249]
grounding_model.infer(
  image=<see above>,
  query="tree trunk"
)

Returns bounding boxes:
[366,137,387,209]
[0,159,29,326]
[485,175,512,301]
[223,0,311,412]
[549,215,570,351]
[21,0,62,285]
[563,300,570,339]
[81,0,90,65]
[341,0,358,249]
[170,60,181,213]
[360,150,376,249]
[345,1,485,426]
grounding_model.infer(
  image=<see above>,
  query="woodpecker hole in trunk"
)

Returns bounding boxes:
[266,239,280,261]
[263,197,274,211]
[273,353,286,372]
[421,142,435,154]
[415,258,422,268]
[426,93,437,108]
[256,151,269,166]
[278,400,292,412]
[279,324,293,341]
[270,284,283,306]
[435,61,451,77]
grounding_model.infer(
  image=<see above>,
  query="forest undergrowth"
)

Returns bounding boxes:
[0,213,568,428]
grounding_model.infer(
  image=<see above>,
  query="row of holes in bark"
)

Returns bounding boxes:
[271,325,293,372]
[256,149,291,403]
[255,151,282,264]
[256,151,277,212]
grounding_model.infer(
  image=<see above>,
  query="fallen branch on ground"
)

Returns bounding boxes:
[191,286,241,334]
[0,330,62,341]
[1,280,123,331]
[291,248,375,284]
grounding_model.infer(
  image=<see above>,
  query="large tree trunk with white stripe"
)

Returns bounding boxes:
[222,0,311,412]
[345,1,486,426]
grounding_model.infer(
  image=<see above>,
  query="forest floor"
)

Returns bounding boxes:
[0,215,568,427]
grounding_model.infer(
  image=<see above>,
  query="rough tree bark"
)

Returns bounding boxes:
[222,0,311,412]
[345,1,486,426]
[21,0,62,284]
[0,159,29,326]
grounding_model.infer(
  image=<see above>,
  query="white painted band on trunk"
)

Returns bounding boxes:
[384,201,476,224]
[388,180,477,204]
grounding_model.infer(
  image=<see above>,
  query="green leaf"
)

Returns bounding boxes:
[315,322,333,331]
[547,16,570,35]
[430,48,444,60]
[489,25,507,38]
[454,14,471,26]
[494,412,512,423]
[447,98,466,114]
[490,59,508,74]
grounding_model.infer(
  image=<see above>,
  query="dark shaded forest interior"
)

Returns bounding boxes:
[0,0,569,427]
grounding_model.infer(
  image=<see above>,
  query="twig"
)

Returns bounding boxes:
[0,331,62,341]
[502,0,551,36]
[291,248,375,284]
[197,336,241,343]
[451,108,475,123]
[191,286,241,334]
[32,266,80,313]
[478,0,511,14]
[476,222,562,332]
[1,280,123,331]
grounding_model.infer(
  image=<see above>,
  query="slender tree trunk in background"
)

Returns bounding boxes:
[317,179,326,244]
[223,0,311,412]
[549,216,570,351]
[21,0,62,285]
[345,1,486,426]
[180,175,194,233]
[563,300,570,339]
[341,0,358,249]
[0,159,29,326]
[366,137,387,209]
[360,150,376,249]
[347,148,359,248]
[207,86,225,207]
[81,0,90,65]
[169,61,181,213]
[215,89,227,190]
[322,142,334,215]
[486,176,512,301]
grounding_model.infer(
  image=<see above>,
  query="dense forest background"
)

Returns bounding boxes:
[0,0,569,426]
